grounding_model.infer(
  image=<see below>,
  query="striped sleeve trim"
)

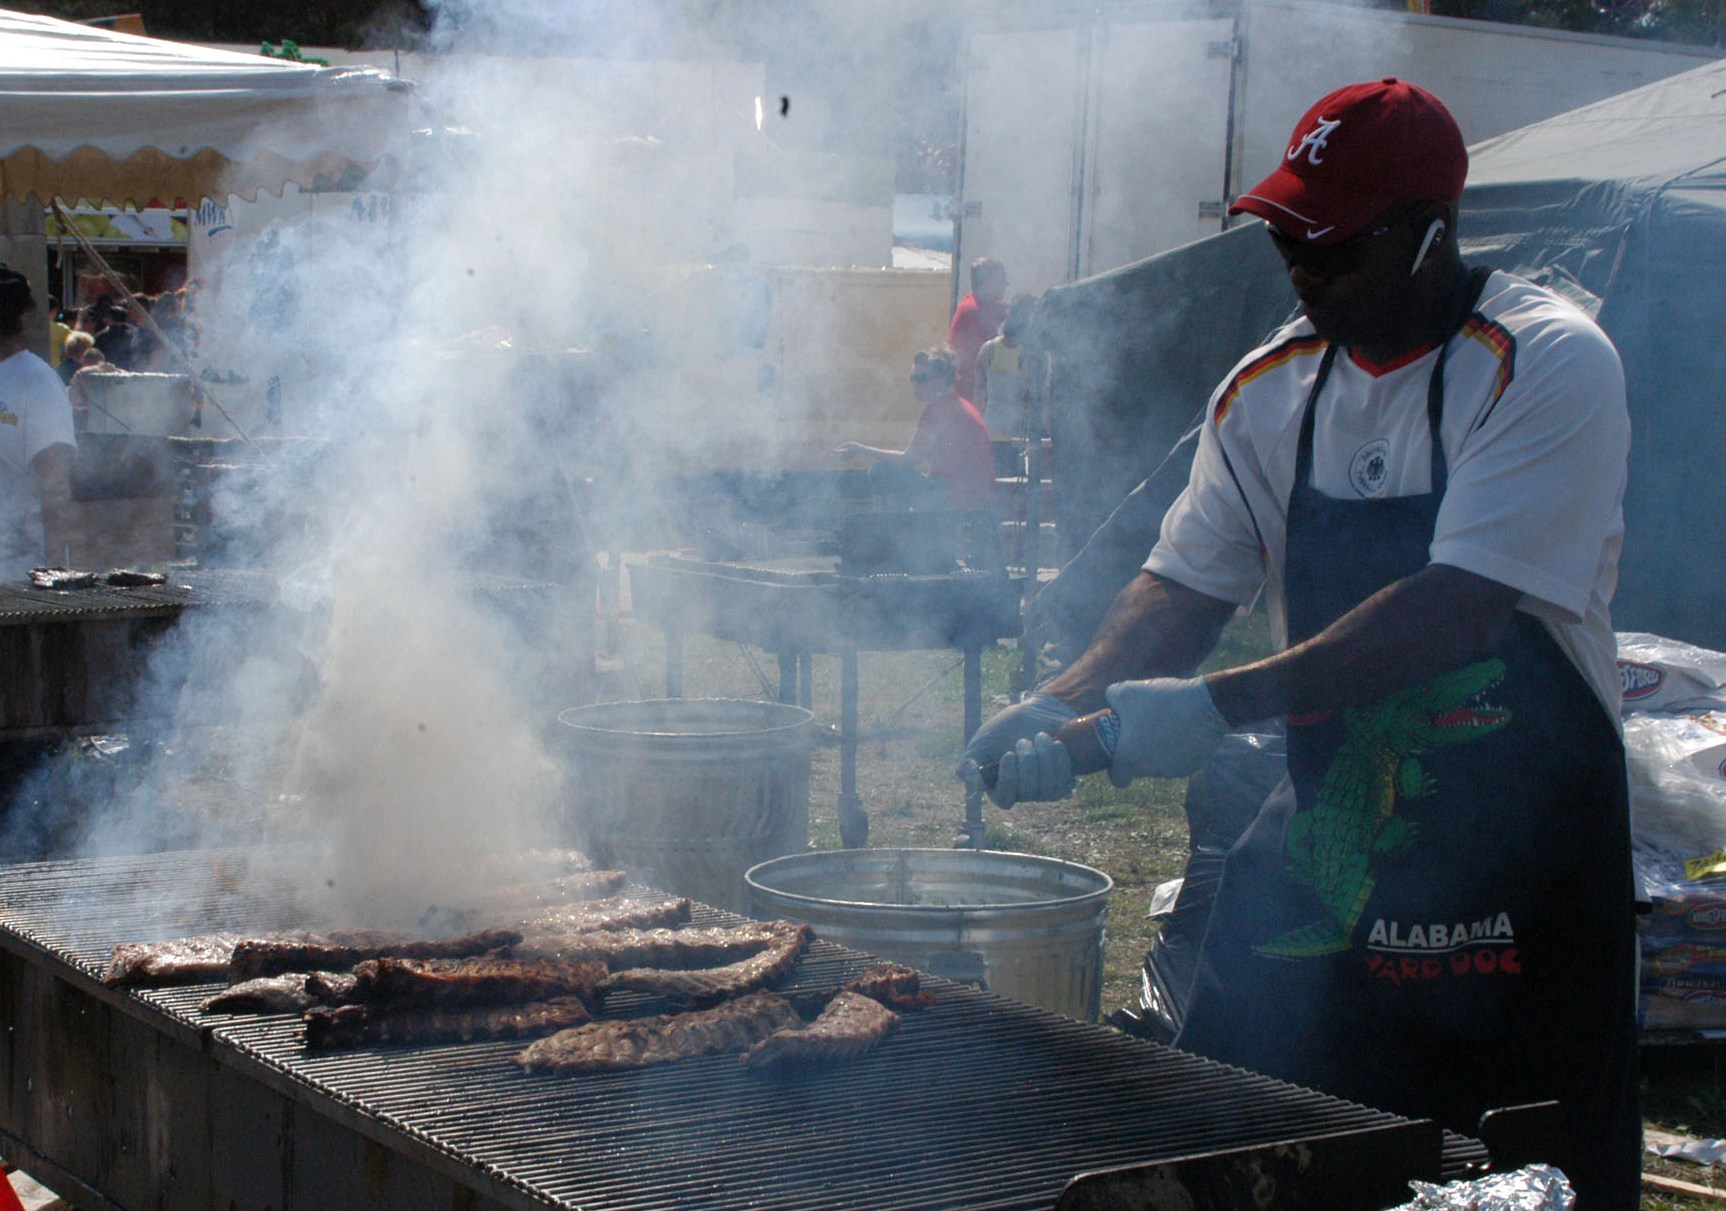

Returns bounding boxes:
[1460,315,1516,424]
[1213,334,1326,426]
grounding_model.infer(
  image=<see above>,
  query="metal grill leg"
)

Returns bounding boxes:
[960,645,985,849]
[837,648,867,847]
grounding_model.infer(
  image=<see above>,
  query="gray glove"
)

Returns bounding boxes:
[1103,677,1229,786]
[993,732,1077,808]
[958,690,1079,808]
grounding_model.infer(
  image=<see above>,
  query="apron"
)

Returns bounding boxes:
[1174,271,1641,1209]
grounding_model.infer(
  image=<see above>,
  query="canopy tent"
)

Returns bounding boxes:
[1032,55,1726,651]
[0,8,414,208]
[1463,57,1726,647]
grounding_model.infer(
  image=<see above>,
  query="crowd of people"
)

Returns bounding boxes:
[49,285,198,374]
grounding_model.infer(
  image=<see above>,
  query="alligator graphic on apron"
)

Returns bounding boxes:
[1258,657,1509,958]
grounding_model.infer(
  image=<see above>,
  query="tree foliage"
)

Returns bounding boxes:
[16,1,430,49]
[1430,0,1726,46]
[17,0,1726,52]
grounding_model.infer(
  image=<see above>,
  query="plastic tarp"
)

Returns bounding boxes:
[0,8,415,206]
[1033,54,1726,651]
[1028,224,1295,652]
[1463,57,1726,648]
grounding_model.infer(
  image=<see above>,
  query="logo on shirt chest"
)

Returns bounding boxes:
[1348,439,1390,497]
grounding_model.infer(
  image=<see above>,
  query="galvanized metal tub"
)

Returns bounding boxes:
[746,848,1112,1021]
[557,698,814,914]
[80,371,194,436]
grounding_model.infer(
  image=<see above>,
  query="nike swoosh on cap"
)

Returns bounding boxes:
[1232,193,1322,228]
[1305,226,1336,239]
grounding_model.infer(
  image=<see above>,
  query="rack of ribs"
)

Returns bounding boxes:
[516,896,691,940]
[514,991,802,1073]
[598,922,812,1005]
[740,991,900,1071]
[839,962,939,1010]
[228,927,523,982]
[103,933,245,986]
[304,995,595,1049]
[514,921,789,967]
[349,955,608,1011]
[202,973,320,1014]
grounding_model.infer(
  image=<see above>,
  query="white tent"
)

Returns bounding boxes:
[0,8,415,208]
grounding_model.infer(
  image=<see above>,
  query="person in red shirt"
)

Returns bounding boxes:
[948,258,1008,401]
[835,346,995,512]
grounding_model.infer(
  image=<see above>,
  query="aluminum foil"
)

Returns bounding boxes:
[1389,1164,1574,1211]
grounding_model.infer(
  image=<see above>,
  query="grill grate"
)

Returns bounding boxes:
[1,850,1440,1211]
[0,568,570,626]
[0,569,278,624]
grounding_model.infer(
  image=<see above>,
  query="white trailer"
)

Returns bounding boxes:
[958,0,1720,295]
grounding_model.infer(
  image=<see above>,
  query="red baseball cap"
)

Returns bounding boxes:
[1229,78,1467,245]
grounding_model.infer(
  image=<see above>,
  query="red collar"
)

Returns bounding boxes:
[1347,341,1440,377]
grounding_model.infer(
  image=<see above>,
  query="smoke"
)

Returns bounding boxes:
[0,0,979,930]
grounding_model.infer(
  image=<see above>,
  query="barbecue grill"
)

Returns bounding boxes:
[0,569,272,739]
[0,848,1484,1211]
[628,553,1024,848]
[0,569,580,743]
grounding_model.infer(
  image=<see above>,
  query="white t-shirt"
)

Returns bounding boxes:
[0,349,76,576]
[1146,270,1629,720]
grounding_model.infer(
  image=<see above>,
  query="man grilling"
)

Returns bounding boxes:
[960,79,1638,1207]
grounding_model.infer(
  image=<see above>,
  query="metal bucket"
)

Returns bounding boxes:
[80,372,194,436]
[745,848,1112,1021]
[557,698,814,914]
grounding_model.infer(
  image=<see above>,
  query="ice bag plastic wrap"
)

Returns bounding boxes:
[1617,631,1726,714]
[1636,850,1726,1029]
[1618,632,1726,858]
[1619,633,1726,1029]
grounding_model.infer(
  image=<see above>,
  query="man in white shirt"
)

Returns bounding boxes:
[0,267,76,575]
[961,79,1637,1208]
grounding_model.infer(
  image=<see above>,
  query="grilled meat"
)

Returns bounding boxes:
[29,567,96,590]
[105,569,167,587]
[202,974,317,1015]
[303,996,594,1050]
[229,927,521,982]
[741,991,900,1071]
[476,848,598,880]
[514,921,788,968]
[103,933,244,986]
[516,896,691,940]
[481,870,629,913]
[841,962,938,1011]
[306,971,360,1005]
[350,955,607,1010]
[515,991,802,1073]
[599,923,812,1005]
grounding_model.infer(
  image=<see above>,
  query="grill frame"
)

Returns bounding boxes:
[1,849,1446,1211]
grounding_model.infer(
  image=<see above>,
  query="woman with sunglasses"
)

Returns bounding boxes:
[834,345,994,515]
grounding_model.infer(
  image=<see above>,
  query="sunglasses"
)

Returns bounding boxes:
[1268,207,1415,277]
[910,371,943,384]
